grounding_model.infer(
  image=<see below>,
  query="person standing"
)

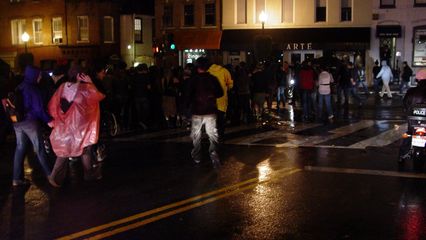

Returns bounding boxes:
[317,66,334,121]
[299,61,315,121]
[234,62,251,123]
[372,60,382,94]
[208,61,233,143]
[376,60,394,98]
[48,73,104,187]
[186,57,224,168]
[276,62,288,112]
[355,63,369,95]
[399,61,413,95]
[11,65,52,187]
[251,64,267,121]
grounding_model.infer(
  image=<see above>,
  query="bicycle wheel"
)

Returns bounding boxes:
[104,112,118,137]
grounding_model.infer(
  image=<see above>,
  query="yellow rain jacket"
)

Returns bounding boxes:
[208,64,233,113]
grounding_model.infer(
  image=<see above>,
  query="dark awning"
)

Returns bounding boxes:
[221,27,370,51]
[174,30,222,50]
[376,25,402,38]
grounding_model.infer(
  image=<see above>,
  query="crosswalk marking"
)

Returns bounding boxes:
[111,120,406,150]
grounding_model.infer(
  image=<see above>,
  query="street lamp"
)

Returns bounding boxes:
[21,32,30,53]
[259,11,268,33]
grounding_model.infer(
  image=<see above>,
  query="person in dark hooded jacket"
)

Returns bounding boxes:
[11,65,52,187]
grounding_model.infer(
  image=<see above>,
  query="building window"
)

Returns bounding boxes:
[77,16,89,42]
[11,19,25,45]
[256,0,265,23]
[52,17,63,44]
[32,19,43,44]
[380,0,395,8]
[413,26,426,66]
[204,1,216,26]
[10,0,21,2]
[134,18,143,43]
[163,4,173,28]
[103,16,114,43]
[282,0,293,23]
[414,0,426,7]
[341,0,351,22]
[184,3,194,26]
[316,0,326,22]
[236,0,247,24]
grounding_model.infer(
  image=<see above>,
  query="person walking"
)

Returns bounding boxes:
[186,57,224,168]
[355,63,369,95]
[48,72,104,187]
[317,66,334,121]
[276,62,289,113]
[208,61,233,143]
[399,61,413,95]
[376,60,394,98]
[11,65,52,187]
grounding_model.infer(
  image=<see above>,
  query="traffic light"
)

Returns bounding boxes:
[167,33,176,51]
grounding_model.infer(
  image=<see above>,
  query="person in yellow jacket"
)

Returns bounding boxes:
[208,63,234,142]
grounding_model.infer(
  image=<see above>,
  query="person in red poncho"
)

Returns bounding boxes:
[47,72,105,187]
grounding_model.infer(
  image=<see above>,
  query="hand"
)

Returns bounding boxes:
[48,121,54,128]
[77,73,92,83]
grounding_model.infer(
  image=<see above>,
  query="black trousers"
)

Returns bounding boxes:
[216,110,226,143]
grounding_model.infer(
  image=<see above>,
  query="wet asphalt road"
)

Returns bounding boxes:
[1,94,426,240]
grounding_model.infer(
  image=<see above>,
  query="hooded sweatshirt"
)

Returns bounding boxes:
[208,64,233,112]
[376,61,393,82]
[17,66,51,124]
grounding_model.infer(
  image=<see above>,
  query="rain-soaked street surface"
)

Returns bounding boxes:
[1,95,426,240]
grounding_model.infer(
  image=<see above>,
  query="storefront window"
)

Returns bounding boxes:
[413,26,426,67]
[184,49,206,64]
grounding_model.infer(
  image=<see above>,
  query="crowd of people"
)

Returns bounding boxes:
[0,55,420,187]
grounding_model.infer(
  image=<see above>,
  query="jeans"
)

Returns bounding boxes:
[13,120,51,181]
[356,80,369,94]
[302,90,314,119]
[318,94,333,119]
[277,86,286,108]
[399,81,410,94]
[190,114,219,162]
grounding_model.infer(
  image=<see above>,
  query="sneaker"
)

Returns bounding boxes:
[12,178,30,187]
[328,115,334,120]
[210,152,221,168]
[193,158,201,164]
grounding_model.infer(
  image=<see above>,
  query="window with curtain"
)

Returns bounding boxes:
[77,16,89,42]
[316,0,326,22]
[11,19,25,45]
[204,1,216,26]
[103,16,114,43]
[282,0,293,23]
[341,0,351,21]
[134,18,143,43]
[236,0,247,24]
[184,3,195,26]
[33,19,43,44]
[52,17,62,44]
[380,0,395,8]
[256,0,265,23]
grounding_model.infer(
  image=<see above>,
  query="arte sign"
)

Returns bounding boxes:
[285,42,313,50]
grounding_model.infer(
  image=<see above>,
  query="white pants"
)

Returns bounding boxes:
[380,79,392,98]
[190,114,219,162]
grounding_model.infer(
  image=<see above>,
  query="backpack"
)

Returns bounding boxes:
[1,88,25,123]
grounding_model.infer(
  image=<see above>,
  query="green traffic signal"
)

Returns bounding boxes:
[170,43,176,50]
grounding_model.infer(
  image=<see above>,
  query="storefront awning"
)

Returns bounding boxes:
[376,25,402,38]
[174,30,222,50]
[221,27,370,51]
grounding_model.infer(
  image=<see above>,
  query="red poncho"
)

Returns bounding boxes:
[48,82,105,157]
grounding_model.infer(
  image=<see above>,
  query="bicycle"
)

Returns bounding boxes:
[101,110,119,137]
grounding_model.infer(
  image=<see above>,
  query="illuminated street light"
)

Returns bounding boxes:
[259,11,268,32]
[21,32,30,53]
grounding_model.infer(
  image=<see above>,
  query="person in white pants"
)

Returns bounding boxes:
[376,60,394,98]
